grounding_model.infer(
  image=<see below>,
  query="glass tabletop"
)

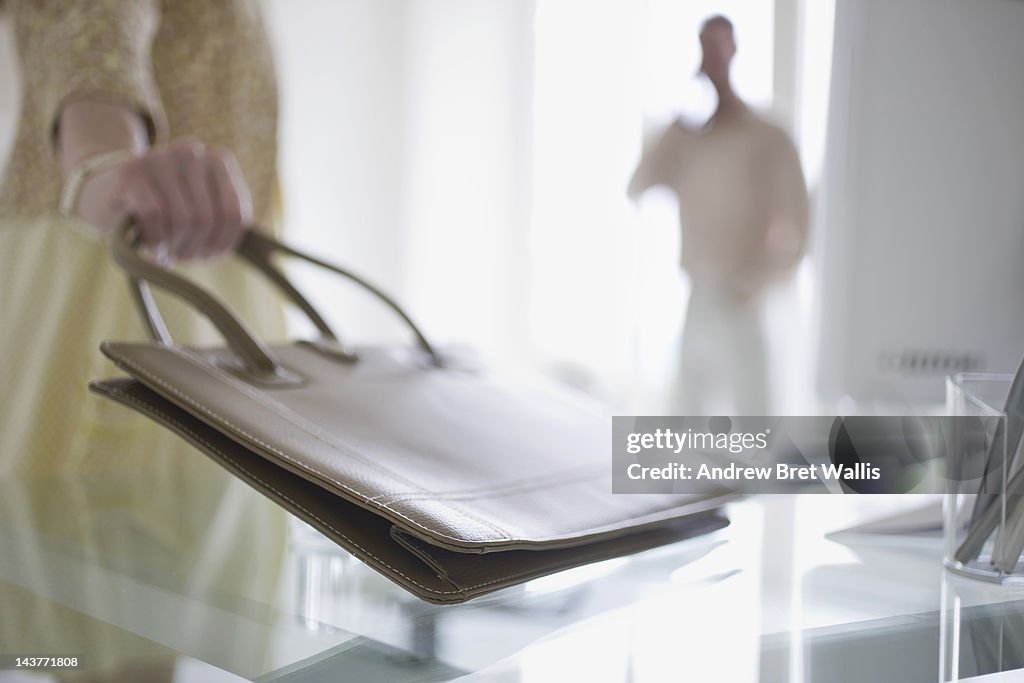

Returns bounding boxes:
[0,452,1021,682]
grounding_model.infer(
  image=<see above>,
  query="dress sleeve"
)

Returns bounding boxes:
[11,0,167,147]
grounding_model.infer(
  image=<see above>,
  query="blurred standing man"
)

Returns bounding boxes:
[628,15,809,415]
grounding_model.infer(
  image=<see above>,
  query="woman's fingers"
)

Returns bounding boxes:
[117,165,166,249]
[172,139,217,259]
[143,147,195,257]
[101,138,252,261]
[206,147,252,256]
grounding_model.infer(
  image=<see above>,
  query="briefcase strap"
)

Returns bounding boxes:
[111,221,443,376]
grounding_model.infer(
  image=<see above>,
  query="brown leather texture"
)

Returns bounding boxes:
[91,345,730,603]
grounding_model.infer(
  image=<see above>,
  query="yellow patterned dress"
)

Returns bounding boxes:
[0,0,288,473]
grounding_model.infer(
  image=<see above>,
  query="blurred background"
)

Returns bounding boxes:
[2,0,1021,416]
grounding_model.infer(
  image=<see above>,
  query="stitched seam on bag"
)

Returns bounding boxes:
[107,388,468,598]
[370,463,597,500]
[163,347,513,543]
[112,353,512,544]
[375,469,605,506]
[368,465,602,505]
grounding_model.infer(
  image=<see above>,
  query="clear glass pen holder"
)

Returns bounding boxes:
[944,373,1024,584]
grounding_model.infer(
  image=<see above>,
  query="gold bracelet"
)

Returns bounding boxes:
[58,149,138,221]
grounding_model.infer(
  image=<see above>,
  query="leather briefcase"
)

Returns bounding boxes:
[91,223,730,604]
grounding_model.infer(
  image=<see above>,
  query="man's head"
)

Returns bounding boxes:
[699,15,736,86]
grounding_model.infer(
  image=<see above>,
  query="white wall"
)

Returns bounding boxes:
[402,0,534,355]
[263,0,534,354]
[262,0,412,341]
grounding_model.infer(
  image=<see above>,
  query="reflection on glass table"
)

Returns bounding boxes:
[2,450,1024,682]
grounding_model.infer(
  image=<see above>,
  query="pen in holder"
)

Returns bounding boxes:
[945,368,1024,584]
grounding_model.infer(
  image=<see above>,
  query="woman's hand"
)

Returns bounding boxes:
[77,138,252,260]
[59,101,252,261]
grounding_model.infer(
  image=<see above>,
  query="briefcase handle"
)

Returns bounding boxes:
[110,221,443,376]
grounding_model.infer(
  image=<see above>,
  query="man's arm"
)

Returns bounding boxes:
[627,120,690,201]
[757,126,810,269]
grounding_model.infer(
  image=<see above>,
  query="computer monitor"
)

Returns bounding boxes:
[816,0,1024,408]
